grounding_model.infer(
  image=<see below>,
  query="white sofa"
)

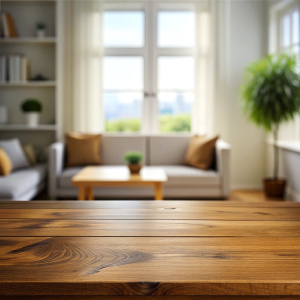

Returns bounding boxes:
[0,164,47,200]
[48,134,231,199]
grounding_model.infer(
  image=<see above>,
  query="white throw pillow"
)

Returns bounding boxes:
[0,139,30,170]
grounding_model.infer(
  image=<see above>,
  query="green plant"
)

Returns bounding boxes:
[105,114,191,133]
[159,114,191,132]
[36,22,46,30]
[124,151,143,165]
[241,53,300,179]
[21,99,43,113]
[106,119,141,132]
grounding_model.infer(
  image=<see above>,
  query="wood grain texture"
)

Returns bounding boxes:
[1,219,300,237]
[1,206,300,220]
[1,296,299,300]
[0,200,300,297]
[1,200,299,209]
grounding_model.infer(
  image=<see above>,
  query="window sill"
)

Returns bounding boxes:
[268,139,300,154]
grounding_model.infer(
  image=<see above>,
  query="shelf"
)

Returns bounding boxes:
[0,81,56,87]
[0,37,56,44]
[2,0,55,2]
[0,124,57,131]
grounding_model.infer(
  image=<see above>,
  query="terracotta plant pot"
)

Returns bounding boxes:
[128,164,142,174]
[263,178,286,198]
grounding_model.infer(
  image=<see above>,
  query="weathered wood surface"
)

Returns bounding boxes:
[0,200,299,208]
[1,296,300,300]
[0,200,299,299]
[1,206,300,220]
[1,219,300,237]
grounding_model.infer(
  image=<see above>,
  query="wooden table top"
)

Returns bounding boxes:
[0,200,300,299]
[72,166,168,184]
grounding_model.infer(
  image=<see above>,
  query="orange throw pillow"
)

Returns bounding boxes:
[0,147,13,176]
[66,132,102,167]
[184,135,219,170]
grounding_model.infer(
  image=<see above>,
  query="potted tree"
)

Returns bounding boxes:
[242,53,300,198]
[124,151,143,174]
[21,99,43,127]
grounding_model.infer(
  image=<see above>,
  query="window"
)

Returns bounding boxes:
[279,7,300,54]
[270,0,300,140]
[157,56,194,132]
[103,3,209,133]
[103,57,144,132]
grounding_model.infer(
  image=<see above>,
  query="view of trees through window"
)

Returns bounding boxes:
[104,91,192,132]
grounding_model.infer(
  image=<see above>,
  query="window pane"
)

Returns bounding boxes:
[104,12,144,47]
[103,57,143,90]
[158,11,195,47]
[282,15,290,48]
[158,92,193,132]
[158,57,194,90]
[292,10,299,44]
[104,92,142,132]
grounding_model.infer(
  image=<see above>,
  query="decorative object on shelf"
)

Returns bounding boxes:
[241,53,300,199]
[36,22,46,38]
[1,12,18,38]
[0,105,8,124]
[21,99,43,127]
[30,74,48,81]
[124,151,143,174]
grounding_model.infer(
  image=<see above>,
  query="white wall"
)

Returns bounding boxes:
[214,0,268,189]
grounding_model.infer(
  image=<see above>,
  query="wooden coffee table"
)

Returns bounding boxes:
[72,166,168,201]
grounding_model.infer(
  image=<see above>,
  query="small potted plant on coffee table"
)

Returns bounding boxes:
[124,151,143,174]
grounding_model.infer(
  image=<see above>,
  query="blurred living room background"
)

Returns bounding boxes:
[0,0,299,201]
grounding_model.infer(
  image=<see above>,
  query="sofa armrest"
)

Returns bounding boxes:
[216,140,231,198]
[48,142,65,199]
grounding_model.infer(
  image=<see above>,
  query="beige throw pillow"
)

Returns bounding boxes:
[184,135,219,170]
[66,132,102,167]
[23,144,37,165]
[0,147,13,176]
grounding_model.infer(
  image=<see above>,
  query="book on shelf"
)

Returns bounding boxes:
[0,55,29,83]
[0,55,7,83]
[1,12,18,38]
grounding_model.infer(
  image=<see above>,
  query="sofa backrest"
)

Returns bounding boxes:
[149,135,192,165]
[101,134,147,165]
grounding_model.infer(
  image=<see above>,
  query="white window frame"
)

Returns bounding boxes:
[103,1,206,134]
[269,0,300,140]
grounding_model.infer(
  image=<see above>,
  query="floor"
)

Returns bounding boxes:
[228,189,286,202]
[35,189,287,202]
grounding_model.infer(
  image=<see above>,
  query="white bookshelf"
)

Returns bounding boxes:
[0,37,56,44]
[0,0,59,149]
[0,81,56,87]
[0,124,57,131]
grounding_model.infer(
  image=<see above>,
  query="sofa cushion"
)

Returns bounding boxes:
[102,135,147,165]
[149,135,191,165]
[185,135,218,170]
[66,132,102,167]
[159,165,220,186]
[59,167,84,188]
[0,148,13,176]
[0,138,30,170]
[0,164,47,199]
